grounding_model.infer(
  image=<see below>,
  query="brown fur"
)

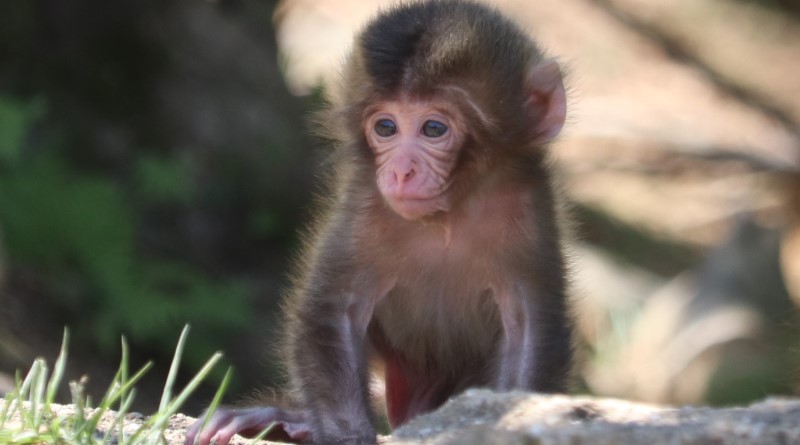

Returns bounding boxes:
[185,2,573,444]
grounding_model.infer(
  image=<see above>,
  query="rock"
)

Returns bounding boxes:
[388,390,800,445]
[3,391,800,445]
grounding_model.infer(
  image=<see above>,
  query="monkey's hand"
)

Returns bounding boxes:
[183,406,311,445]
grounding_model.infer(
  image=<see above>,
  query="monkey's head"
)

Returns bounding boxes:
[329,0,566,221]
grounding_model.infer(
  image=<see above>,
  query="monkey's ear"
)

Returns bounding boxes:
[524,60,566,143]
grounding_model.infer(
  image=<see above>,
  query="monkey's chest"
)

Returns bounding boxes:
[365,201,528,367]
[372,245,504,368]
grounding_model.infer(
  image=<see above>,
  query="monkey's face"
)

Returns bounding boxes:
[364,99,465,221]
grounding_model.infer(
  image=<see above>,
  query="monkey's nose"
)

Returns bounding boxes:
[391,157,416,187]
[396,168,415,185]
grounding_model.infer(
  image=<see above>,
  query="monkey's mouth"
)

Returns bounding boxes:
[386,195,449,220]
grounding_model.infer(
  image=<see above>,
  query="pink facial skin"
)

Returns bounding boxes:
[364,100,464,220]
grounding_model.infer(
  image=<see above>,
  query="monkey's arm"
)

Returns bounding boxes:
[286,268,379,445]
[185,223,380,445]
[493,256,572,392]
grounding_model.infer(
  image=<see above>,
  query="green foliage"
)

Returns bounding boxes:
[135,155,192,204]
[0,327,230,445]
[0,95,251,359]
[0,95,44,166]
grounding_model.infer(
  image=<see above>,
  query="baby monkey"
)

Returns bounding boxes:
[186,1,572,443]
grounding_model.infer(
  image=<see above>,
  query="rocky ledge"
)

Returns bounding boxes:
[390,390,800,445]
[3,390,799,445]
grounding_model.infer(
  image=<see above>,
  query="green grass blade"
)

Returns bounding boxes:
[191,366,232,445]
[5,371,25,427]
[19,360,42,427]
[105,389,136,445]
[46,328,69,405]
[31,360,48,427]
[69,376,89,434]
[160,325,190,412]
[161,352,222,418]
[248,422,276,444]
[120,336,130,411]
[0,375,20,429]
[10,430,38,443]
[129,351,222,445]
[83,361,152,438]
[0,326,228,445]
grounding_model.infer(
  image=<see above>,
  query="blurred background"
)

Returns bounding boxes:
[0,0,798,414]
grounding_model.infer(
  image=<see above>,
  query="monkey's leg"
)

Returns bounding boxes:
[384,353,413,428]
[383,353,457,428]
[184,406,311,445]
[494,278,572,392]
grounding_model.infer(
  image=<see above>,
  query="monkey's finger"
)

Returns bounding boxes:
[222,407,312,442]
[183,414,205,445]
[184,409,253,445]
[187,407,311,445]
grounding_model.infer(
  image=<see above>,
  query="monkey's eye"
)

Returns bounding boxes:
[422,120,448,138]
[374,119,397,137]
